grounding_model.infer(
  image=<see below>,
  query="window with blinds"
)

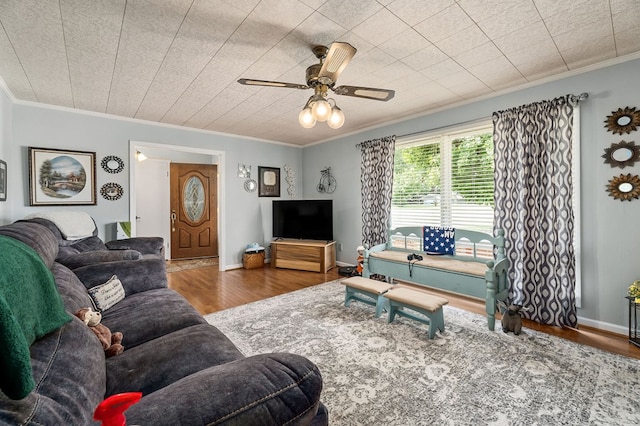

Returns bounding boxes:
[391,123,494,233]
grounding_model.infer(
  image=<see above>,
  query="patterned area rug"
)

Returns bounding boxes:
[204,280,640,425]
[166,257,218,273]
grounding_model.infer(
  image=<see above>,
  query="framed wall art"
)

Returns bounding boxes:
[258,166,280,197]
[0,159,6,201]
[28,147,96,206]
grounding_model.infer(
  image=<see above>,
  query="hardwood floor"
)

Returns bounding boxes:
[167,262,640,360]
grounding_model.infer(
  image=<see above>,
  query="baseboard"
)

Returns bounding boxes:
[577,315,627,336]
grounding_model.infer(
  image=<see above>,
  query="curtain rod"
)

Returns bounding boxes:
[569,92,589,105]
[358,92,589,147]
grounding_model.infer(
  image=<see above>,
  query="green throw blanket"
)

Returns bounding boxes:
[0,235,72,400]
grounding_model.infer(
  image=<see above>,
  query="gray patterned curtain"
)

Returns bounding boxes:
[493,95,577,328]
[357,135,396,248]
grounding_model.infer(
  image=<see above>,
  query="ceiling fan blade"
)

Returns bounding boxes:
[318,42,356,84]
[333,85,395,101]
[237,78,308,90]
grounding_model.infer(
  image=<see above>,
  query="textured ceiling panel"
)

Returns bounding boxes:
[0,0,638,146]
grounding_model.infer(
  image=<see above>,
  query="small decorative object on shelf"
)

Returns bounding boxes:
[629,280,640,303]
[317,166,336,193]
[604,106,640,135]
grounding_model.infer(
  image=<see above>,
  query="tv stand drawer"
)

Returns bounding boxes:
[271,240,336,273]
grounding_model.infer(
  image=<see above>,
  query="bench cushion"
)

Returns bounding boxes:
[341,276,394,294]
[370,250,486,277]
[384,287,449,312]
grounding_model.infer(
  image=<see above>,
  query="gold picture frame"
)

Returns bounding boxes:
[28,147,97,206]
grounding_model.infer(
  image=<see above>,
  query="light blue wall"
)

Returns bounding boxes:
[303,58,640,331]
[0,87,11,224]
[8,104,302,267]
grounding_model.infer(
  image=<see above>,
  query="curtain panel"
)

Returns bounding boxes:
[493,95,578,328]
[358,135,396,248]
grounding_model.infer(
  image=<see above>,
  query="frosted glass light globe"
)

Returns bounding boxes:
[327,106,345,129]
[311,99,331,122]
[298,107,316,128]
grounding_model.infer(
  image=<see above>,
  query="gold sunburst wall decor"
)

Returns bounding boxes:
[602,140,640,168]
[604,106,640,135]
[606,173,640,201]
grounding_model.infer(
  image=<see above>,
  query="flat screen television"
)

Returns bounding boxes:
[273,199,333,241]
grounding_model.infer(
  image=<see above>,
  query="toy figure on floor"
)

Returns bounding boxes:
[356,245,365,276]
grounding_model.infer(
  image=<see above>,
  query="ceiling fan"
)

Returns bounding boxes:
[237,42,395,129]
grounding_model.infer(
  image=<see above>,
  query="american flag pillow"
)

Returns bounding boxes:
[423,226,455,255]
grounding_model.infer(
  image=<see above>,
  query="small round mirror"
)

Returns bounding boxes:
[618,182,633,193]
[602,141,640,169]
[606,173,640,201]
[244,179,257,192]
[605,107,640,135]
[611,147,633,162]
[617,115,632,126]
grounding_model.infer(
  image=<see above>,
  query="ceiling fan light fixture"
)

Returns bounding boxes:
[311,97,331,122]
[298,107,316,128]
[327,105,345,129]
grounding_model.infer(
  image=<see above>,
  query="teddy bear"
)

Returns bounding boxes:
[74,308,124,357]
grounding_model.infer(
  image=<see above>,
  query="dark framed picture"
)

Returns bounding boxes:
[28,147,97,206]
[258,166,281,197]
[0,159,6,201]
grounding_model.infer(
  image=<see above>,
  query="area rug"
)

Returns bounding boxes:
[204,280,640,425]
[166,257,218,272]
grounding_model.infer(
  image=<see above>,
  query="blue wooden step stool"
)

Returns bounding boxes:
[341,276,394,318]
[384,287,448,339]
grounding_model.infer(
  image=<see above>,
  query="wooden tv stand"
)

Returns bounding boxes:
[271,239,336,273]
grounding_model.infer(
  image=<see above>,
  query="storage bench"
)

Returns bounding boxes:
[363,227,510,331]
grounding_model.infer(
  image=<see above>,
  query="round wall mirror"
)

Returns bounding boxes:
[244,178,257,192]
[606,174,640,201]
[605,107,640,135]
[618,182,633,193]
[602,140,640,168]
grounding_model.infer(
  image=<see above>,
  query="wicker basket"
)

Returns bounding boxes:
[243,252,265,269]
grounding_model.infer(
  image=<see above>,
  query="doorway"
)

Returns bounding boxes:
[130,141,226,271]
[170,163,218,259]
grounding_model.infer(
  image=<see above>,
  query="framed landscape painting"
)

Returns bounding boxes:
[28,147,96,206]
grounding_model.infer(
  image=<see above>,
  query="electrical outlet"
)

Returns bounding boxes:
[338,243,343,252]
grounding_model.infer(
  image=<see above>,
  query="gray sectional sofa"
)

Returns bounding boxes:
[0,221,327,425]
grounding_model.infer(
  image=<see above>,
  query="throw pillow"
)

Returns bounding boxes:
[88,275,125,312]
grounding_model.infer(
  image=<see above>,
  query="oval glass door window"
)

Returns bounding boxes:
[184,176,205,221]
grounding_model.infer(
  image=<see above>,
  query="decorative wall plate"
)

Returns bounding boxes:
[244,178,257,192]
[101,155,125,173]
[606,174,640,201]
[602,140,640,168]
[100,182,124,200]
[604,107,640,135]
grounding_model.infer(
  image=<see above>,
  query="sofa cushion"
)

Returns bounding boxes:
[124,353,324,426]
[105,323,243,396]
[57,249,143,269]
[101,288,206,348]
[0,319,106,425]
[51,263,99,316]
[0,222,59,268]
